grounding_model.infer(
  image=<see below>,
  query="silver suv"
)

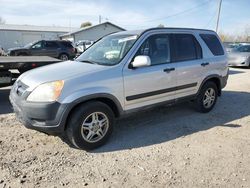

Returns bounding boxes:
[10,28,228,150]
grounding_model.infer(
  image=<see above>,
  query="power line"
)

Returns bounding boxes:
[143,0,211,23]
[204,2,219,29]
[110,0,211,26]
[204,11,217,29]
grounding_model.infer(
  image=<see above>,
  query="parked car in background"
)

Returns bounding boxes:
[8,40,76,61]
[75,40,94,53]
[10,28,228,150]
[224,43,239,53]
[228,44,250,67]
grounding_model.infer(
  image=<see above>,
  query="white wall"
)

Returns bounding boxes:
[73,24,123,42]
[0,30,67,51]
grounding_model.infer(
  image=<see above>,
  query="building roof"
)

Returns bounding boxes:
[0,24,76,33]
[60,22,126,37]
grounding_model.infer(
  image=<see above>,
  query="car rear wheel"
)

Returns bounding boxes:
[194,81,218,113]
[59,53,69,61]
[66,101,114,150]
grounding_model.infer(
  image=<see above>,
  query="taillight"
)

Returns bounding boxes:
[70,48,76,53]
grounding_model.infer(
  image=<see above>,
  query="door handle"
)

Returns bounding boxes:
[201,62,209,67]
[163,67,175,73]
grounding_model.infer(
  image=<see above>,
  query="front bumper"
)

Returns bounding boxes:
[9,83,68,135]
[228,56,250,67]
[228,61,249,67]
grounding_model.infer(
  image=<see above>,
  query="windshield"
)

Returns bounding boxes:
[76,34,138,66]
[232,45,250,52]
[24,42,35,48]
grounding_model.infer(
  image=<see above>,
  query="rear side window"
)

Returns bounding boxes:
[60,41,73,48]
[173,34,202,62]
[44,41,59,48]
[200,34,224,56]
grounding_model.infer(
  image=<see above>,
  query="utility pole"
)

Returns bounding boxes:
[99,15,102,24]
[216,0,222,32]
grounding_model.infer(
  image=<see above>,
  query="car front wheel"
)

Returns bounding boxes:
[66,101,114,150]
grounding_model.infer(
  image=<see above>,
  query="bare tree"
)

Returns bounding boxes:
[80,22,92,28]
[219,25,250,43]
[0,17,5,24]
[157,24,165,28]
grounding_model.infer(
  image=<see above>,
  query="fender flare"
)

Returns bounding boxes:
[60,93,124,130]
[197,74,222,96]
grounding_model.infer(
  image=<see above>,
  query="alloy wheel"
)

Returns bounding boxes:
[203,88,216,108]
[81,112,109,143]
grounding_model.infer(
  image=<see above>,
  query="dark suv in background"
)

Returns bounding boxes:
[8,40,76,61]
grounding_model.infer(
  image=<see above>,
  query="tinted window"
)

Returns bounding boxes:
[44,41,59,48]
[61,41,73,48]
[200,34,224,56]
[173,34,202,62]
[136,34,170,65]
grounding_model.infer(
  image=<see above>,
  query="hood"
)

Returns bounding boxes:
[228,51,250,57]
[8,46,28,51]
[19,61,109,90]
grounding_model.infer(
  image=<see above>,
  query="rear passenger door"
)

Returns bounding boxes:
[172,33,204,99]
[43,41,60,58]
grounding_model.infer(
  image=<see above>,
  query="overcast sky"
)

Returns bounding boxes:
[0,0,249,34]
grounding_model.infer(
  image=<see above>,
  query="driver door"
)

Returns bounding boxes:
[123,33,177,110]
[30,41,44,56]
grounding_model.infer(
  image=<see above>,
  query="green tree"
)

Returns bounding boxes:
[157,24,165,28]
[80,22,92,28]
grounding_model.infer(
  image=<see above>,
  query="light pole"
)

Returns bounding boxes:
[216,0,222,32]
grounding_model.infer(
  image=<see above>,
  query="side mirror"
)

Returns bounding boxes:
[131,55,151,68]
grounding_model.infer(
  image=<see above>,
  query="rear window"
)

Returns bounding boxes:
[60,41,73,48]
[200,34,224,56]
[173,34,202,62]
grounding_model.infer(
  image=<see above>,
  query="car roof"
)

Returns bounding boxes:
[41,40,71,43]
[111,27,215,36]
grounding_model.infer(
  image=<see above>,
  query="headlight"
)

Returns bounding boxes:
[27,80,64,102]
[243,56,250,60]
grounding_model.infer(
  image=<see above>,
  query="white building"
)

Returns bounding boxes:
[60,22,125,43]
[0,24,74,50]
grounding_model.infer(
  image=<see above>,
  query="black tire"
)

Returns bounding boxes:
[194,81,218,113]
[59,53,69,61]
[66,101,114,150]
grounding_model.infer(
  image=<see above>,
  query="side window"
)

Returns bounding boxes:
[200,34,224,56]
[31,41,43,49]
[61,42,73,48]
[45,41,59,48]
[173,34,202,62]
[136,34,170,66]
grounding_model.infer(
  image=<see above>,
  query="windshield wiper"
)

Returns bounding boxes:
[77,60,98,64]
